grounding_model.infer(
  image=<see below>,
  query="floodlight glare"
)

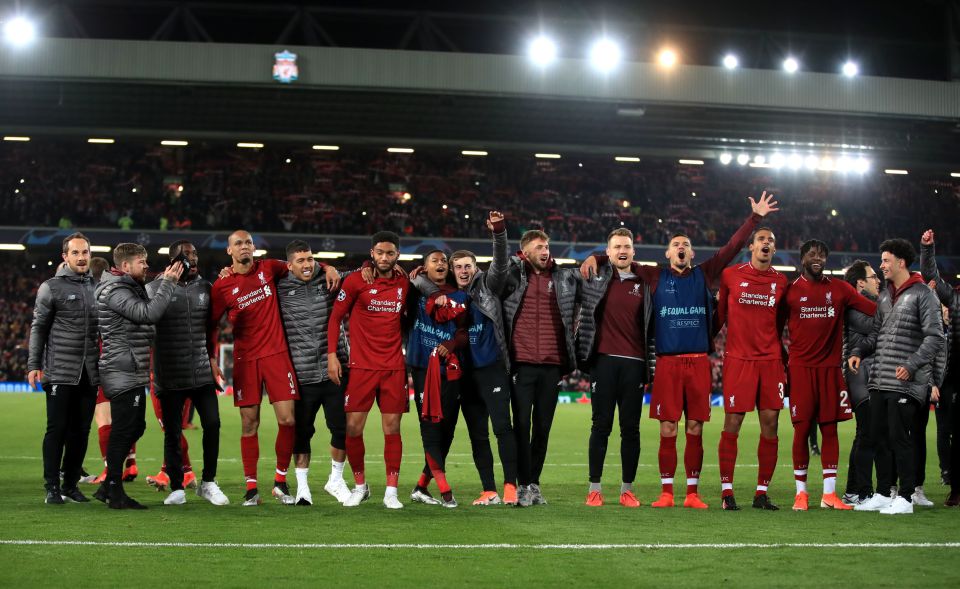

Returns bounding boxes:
[3,16,36,47]
[528,36,558,67]
[590,38,622,72]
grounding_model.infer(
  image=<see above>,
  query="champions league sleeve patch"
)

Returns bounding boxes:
[337,290,347,302]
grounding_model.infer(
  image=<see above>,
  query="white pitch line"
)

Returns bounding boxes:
[0,456,759,467]
[1,540,958,550]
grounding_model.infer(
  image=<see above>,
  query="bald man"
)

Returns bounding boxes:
[207,230,339,506]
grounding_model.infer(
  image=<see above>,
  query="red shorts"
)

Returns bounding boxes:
[96,386,108,405]
[649,354,712,422]
[232,352,300,408]
[722,357,786,413]
[787,365,853,424]
[344,368,408,414]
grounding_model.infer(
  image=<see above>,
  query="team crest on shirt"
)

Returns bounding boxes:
[547,280,554,293]
[825,291,833,305]
[630,283,642,297]
[397,287,403,298]
[258,271,266,284]
[198,293,206,305]
[729,396,735,407]
[770,283,777,294]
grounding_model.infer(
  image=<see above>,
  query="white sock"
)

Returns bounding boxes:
[385,486,398,498]
[823,469,837,495]
[620,482,633,494]
[795,469,808,494]
[331,460,345,478]
[589,482,602,493]
[295,467,309,489]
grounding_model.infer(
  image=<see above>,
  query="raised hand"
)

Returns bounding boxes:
[487,210,504,231]
[921,229,934,246]
[749,191,779,217]
[163,261,184,281]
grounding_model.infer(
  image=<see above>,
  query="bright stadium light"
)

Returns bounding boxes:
[678,159,704,165]
[528,36,558,67]
[753,155,766,165]
[842,61,859,77]
[237,142,264,148]
[788,153,803,169]
[736,153,750,166]
[804,155,820,170]
[589,38,622,72]
[719,153,733,165]
[951,172,960,178]
[387,147,414,153]
[461,150,488,156]
[87,138,114,144]
[535,153,561,159]
[722,54,739,70]
[884,169,908,175]
[3,16,36,47]
[835,156,853,173]
[3,136,30,142]
[90,246,112,253]
[770,153,786,168]
[854,158,870,174]
[161,140,189,146]
[657,48,678,68]
[615,156,640,162]
[312,145,339,151]
[782,57,799,74]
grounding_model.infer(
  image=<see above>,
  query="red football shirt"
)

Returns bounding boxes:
[717,262,788,361]
[785,275,877,367]
[208,259,290,363]
[328,271,410,371]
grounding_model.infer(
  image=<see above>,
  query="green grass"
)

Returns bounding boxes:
[1,393,958,587]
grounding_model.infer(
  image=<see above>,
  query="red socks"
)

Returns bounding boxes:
[240,434,259,490]
[756,436,778,496]
[98,424,111,461]
[346,434,366,485]
[718,431,738,497]
[417,472,432,489]
[425,453,451,494]
[658,435,677,494]
[274,424,295,483]
[684,432,703,495]
[384,433,402,489]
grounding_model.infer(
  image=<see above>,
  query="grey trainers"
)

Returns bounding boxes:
[528,483,547,505]
[841,492,863,506]
[517,485,534,507]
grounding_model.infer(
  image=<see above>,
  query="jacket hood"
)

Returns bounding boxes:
[890,272,926,301]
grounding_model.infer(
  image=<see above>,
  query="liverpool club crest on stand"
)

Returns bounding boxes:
[273,50,298,84]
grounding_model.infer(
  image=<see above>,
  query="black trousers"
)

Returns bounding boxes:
[948,380,960,494]
[411,367,461,476]
[42,369,97,490]
[512,364,563,486]
[872,391,919,501]
[294,379,347,455]
[587,355,645,484]
[107,386,148,485]
[460,362,519,490]
[844,399,895,497]
[913,400,932,487]
[935,380,954,474]
[159,385,221,489]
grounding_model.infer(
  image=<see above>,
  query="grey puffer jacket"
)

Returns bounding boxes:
[96,271,176,398]
[842,291,878,408]
[28,265,100,386]
[277,269,349,385]
[852,274,946,403]
[920,242,960,381]
[497,255,580,373]
[577,261,655,382]
[145,275,215,393]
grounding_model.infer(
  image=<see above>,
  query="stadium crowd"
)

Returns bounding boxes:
[2,141,958,252]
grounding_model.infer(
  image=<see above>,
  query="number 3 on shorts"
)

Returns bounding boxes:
[778,382,785,399]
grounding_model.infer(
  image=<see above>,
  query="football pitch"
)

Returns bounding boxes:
[1,393,958,588]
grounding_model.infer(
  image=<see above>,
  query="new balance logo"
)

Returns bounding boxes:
[492,387,502,393]
[739,282,749,287]
[898,397,909,404]
[232,287,240,295]
[800,296,808,302]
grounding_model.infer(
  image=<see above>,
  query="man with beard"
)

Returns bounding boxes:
[783,239,876,511]
[278,239,351,506]
[496,229,581,506]
[579,192,777,509]
[328,231,412,509]
[716,227,788,511]
[146,240,228,506]
[28,233,101,504]
[841,260,887,506]
[849,238,945,515]
[208,230,340,506]
[95,243,181,508]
